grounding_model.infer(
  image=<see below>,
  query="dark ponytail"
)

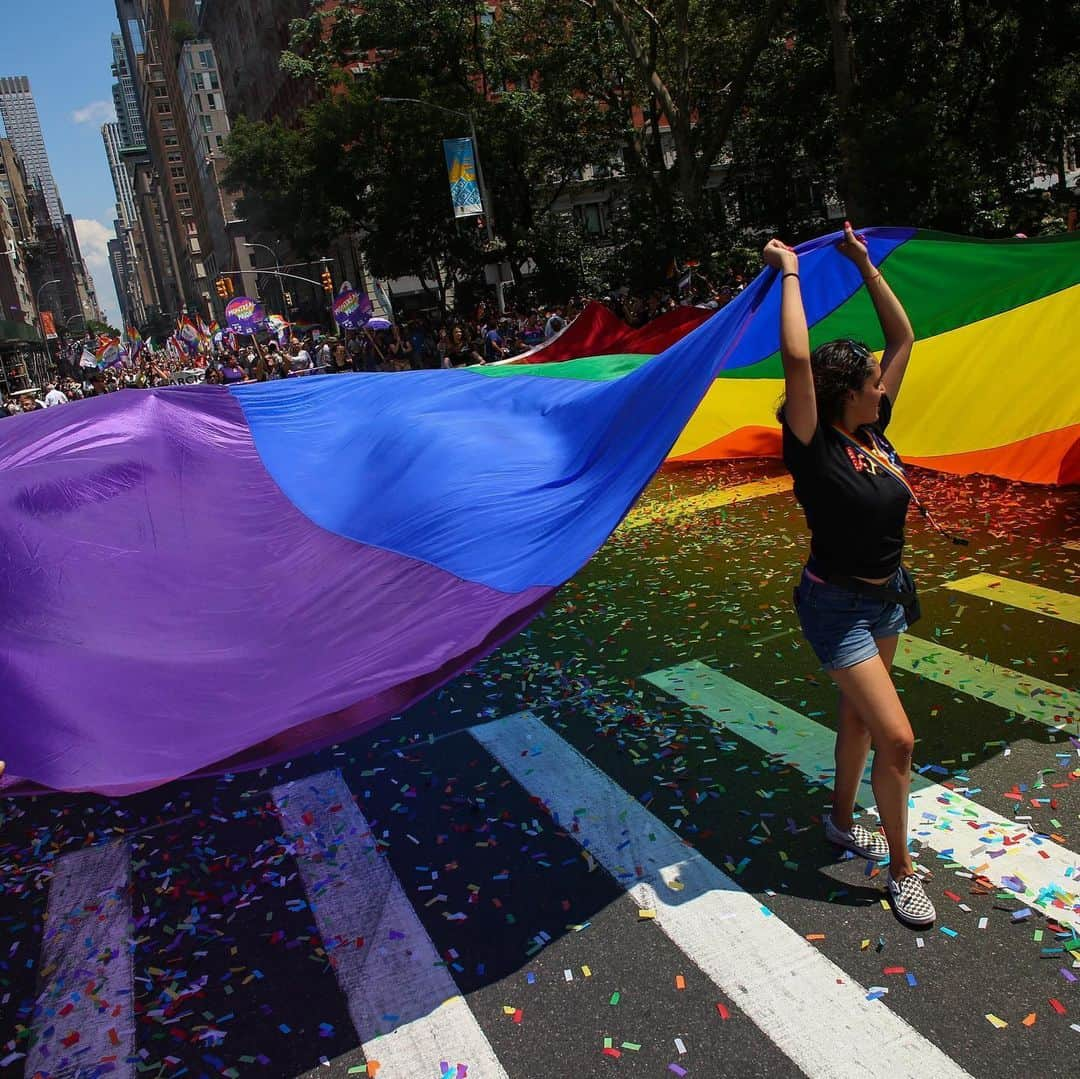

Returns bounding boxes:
[776,339,878,426]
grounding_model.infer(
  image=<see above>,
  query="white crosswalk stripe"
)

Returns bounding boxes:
[646,660,1080,932]
[25,841,134,1079]
[272,770,508,1079]
[895,635,1079,728]
[470,712,975,1079]
[270,773,505,1079]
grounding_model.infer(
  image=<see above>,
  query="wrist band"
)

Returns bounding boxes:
[782,272,799,281]
[863,270,882,282]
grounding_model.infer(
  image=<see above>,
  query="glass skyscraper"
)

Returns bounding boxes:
[0,75,63,227]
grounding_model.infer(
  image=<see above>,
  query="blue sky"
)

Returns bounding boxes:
[0,2,126,325]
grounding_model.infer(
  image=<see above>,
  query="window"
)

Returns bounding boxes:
[215,134,225,149]
[198,50,213,67]
[153,85,168,97]
[209,71,219,90]
[160,117,175,131]
[206,93,218,110]
[164,135,179,147]
[170,166,185,178]
[174,182,188,194]
[578,203,606,236]
[205,136,212,154]
[156,102,170,114]
[193,73,205,91]
[177,198,191,211]
[193,259,206,279]
[200,115,213,132]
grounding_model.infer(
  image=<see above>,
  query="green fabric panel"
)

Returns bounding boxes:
[720,231,1080,381]
[473,353,654,381]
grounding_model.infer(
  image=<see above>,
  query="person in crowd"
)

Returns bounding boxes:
[221,353,247,385]
[386,326,414,371]
[43,382,68,407]
[289,339,314,376]
[441,324,485,368]
[766,223,928,928]
[317,337,333,371]
[483,320,509,363]
[331,342,351,373]
[274,347,293,381]
[544,308,567,339]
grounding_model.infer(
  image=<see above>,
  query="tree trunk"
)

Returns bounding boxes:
[825,0,869,222]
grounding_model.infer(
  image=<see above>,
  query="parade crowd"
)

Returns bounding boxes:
[2,274,747,415]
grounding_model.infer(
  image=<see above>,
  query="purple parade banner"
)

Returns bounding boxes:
[333,282,373,329]
[225,296,267,333]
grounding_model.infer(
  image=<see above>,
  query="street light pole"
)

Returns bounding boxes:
[378,96,505,315]
[244,241,284,315]
[35,278,61,383]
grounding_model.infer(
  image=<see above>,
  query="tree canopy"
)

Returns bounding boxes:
[221,0,1080,304]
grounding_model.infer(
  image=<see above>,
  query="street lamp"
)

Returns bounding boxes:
[244,241,284,315]
[32,279,61,388]
[377,96,505,314]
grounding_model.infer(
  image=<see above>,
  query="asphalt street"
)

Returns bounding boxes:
[2,460,1077,1079]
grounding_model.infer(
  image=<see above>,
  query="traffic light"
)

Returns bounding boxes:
[215,277,228,299]
[321,267,333,293]
[225,276,235,297]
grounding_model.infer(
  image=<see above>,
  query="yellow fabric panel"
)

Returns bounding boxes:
[671,379,781,457]
[671,284,1080,459]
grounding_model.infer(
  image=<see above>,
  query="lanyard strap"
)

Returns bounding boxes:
[832,425,969,546]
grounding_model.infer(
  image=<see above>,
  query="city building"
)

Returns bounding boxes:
[197,0,312,128]
[0,75,102,332]
[197,0,332,315]
[177,38,257,309]
[111,0,225,320]
[0,76,63,228]
[114,0,185,327]
[0,139,46,395]
[103,120,150,326]
[111,32,147,152]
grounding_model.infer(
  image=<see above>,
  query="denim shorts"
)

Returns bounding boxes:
[793,563,909,671]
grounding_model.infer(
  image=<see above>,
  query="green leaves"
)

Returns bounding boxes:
[225,0,1079,305]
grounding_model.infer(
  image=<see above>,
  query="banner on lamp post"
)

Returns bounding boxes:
[443,138,484,219]
[40,311,57,339]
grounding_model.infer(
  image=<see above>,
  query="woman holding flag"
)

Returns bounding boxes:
[765,223,935,929]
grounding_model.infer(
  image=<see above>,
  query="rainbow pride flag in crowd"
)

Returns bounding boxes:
[1,228,1076,796]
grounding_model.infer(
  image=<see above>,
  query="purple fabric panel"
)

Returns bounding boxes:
[0,387,546,795]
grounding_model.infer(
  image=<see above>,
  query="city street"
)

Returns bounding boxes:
[2,462,1077,1078]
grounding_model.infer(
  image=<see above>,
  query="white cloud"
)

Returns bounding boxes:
[71,100,116,126]
[74,218,122,327]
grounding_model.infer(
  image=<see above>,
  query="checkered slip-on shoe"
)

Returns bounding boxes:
[824,814,890,861]
[887,872,937,927]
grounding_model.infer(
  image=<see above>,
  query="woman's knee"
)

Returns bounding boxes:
[876,722,915,763]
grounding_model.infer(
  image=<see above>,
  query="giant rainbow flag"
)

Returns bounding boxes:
[512,228,1080,485]
[1,228,1076,796]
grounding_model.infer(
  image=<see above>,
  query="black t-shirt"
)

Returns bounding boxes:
[781,394,910,579]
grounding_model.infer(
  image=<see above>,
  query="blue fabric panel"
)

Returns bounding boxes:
[722,227,916,371]
[232,271,772,593]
